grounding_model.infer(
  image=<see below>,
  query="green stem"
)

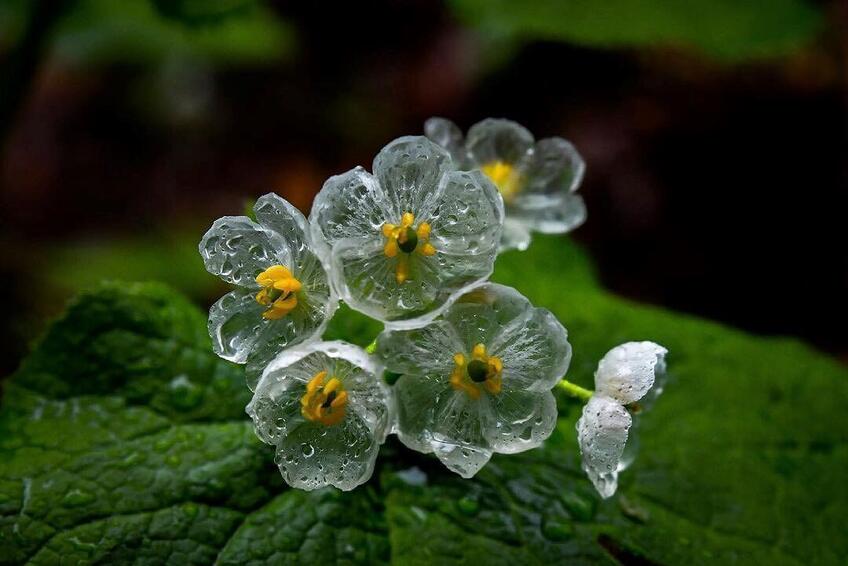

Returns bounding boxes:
[365,339,377,354]
[557,379,594,402]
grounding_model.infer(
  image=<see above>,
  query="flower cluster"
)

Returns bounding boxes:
[425,117,586,251]
[200,118,667,496]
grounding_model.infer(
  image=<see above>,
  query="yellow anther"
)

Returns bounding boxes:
[300,370,348,426]
[449,343,503,399]
[472,343,487,359]
[480,160,522,202]
[255,265,301,320]
[331,390,348,408]
[323,377,342,394]
[381,213,437,284]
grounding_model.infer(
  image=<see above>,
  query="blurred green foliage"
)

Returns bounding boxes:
[1,0,292,66]
[42,231,223,302]
[450,0,822,61]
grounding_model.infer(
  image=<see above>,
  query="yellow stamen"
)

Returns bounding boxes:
[300,370,349,426]
[381,212,437,284]
[480,160,522,202]
[255,265,301,320]
[396,255,410,284]
[449,343,503,399]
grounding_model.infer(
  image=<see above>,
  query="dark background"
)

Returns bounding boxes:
[1,0,846,376]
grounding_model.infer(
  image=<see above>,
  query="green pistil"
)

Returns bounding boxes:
[467,359,489,383]
[398,227,418,253]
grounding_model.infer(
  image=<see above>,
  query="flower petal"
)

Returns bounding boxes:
[576,395,632,499]
[595,341,668,405]
[274,413,378,491]
[309,167,392,259]
[521,137,585,196]
[207,288,266,363]
[393,373,454,455]
[489,305,572,393]
[376,320,462,376]
[428,170,504,255]
[372,136,451,220]
[446,283,530,340]
[253,193,311,251]
[500,218,532,251]
[483,389,557,454]
[424,117,468,166]
[466,118,534,167]
[429,391,492,478]
[199,216,288,287]
[510,193,587,235]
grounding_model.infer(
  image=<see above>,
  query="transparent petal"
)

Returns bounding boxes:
[207,288,266,363]
[274,413,378,491]
[376,320,462,376]
[466,118,534,167]
[428,170,504,256]
[245,341,391,491]
[393,373,454,455]
[483,390,557,454]
[429,391,492,478]
[595,341,668,405]
[424,116,469,167]
[330,237,466,328]
[253,193,311,254]
[489,304,572,393]
[241,251,335,390]
[440,283,529,349]
[510,193,587,235]
[199,216,288,287]
[308,167,392,259]
[499,218,532,252]
[522,137,585,196]
[372,136,451,220]
[576,395,632,499]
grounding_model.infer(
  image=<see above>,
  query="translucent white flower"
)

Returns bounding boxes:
[576,342,668,498]
[309,136,504,329]
[425,117,586,251]
[377,283,571,478]
[199,193,337,389]
[246,341,392,491]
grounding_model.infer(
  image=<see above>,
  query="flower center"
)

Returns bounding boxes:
[255,265,302,320]
[301,370,348,426]
[450,343,503,399]
[480,160,522,202]
[381,212,437,284]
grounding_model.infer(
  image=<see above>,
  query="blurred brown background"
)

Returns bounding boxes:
[1,0,846,375]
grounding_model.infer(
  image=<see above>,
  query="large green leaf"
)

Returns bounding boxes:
[2,236,845,564]
[449,0,822,61]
